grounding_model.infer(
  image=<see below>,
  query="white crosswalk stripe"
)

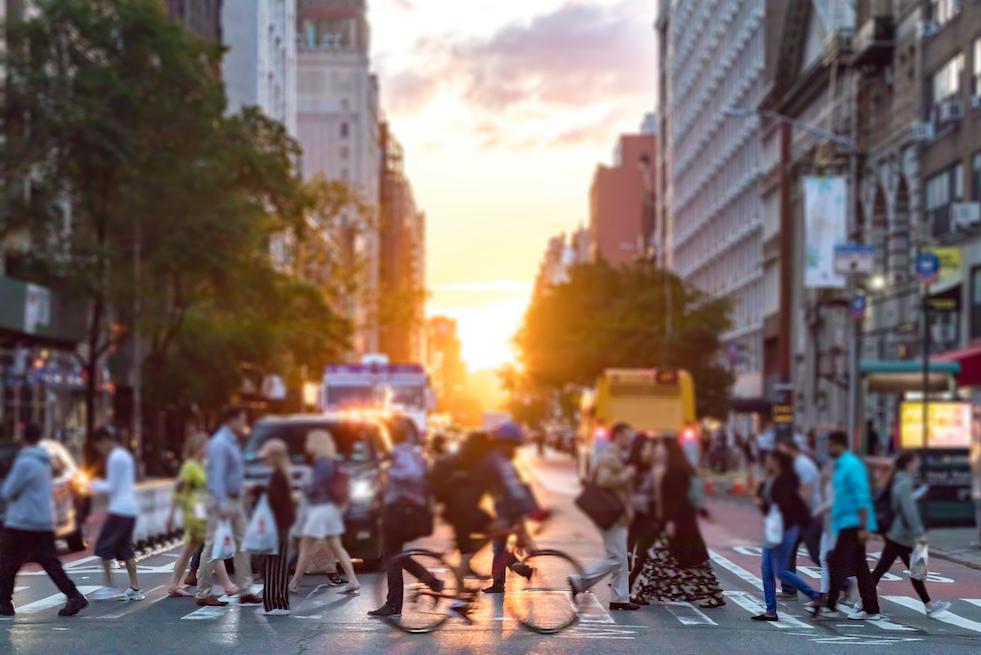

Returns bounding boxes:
[14,586,103,614]
[662,601,717,625]
[723,590,814,629]
[963,599,981,608]
[885,595,981,634]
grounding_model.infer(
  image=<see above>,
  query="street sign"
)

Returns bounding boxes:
[850,294,866,320]
[915,251,940,285]
[834,243,876,275]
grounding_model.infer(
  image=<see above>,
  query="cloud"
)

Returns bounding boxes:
[383,0,653,116]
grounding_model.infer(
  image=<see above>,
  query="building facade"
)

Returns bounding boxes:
[662,0,768,414]
[296,0,381,355]
[222,0,297,136]
[589,133,657,266]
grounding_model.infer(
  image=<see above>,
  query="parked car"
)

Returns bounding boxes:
[242,414,392,568]
[0,439,87,551]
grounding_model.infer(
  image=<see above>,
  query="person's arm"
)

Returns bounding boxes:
[849,460,873,535]
[92,451,123,498]
[595,453,632,490]
[0,457,29,501]
[208,440,230,510]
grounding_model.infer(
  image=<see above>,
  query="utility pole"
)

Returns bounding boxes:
[132,218,143,475]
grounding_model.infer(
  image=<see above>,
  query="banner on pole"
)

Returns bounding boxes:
[803,176,848,289]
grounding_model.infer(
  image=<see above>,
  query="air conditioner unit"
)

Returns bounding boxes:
[917,20,938,39]
[952,202,981,230]
[909,120,934,142]
[937,98,965,124]
[972,95,981,111]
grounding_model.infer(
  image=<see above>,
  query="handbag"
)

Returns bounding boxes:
[763,504,784,547]
[575,483,626,530]
[243,494,279,555]
[210,518,236,561]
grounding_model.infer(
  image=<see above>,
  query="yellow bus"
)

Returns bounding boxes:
[576,368,697,481]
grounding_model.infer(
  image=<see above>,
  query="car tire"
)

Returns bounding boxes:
[66,529,86,552]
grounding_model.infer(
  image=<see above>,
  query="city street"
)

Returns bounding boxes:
[4,448,981,655]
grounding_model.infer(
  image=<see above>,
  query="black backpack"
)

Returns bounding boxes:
[873,478,896,535]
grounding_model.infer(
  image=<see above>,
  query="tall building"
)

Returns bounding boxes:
[222,0,297,135]
[378,122,426,362]
[165,0,223,41]
[536,227,590,291]
[296,0,381,355]
[661,0,767,415]
[589,132,657,266]
[426,316,465,407]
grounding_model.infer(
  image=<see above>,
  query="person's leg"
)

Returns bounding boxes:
[101,559,114,588]
[775,527,818,600]
[187,543,203,583]
[825,529,853,610]
[326,535,358,589]
[383,534,405,610]
[761,546,777,615]
[803,517,823,567]
[229,502,253,595]
[0,528,29,609]
[124,559,140,590]
[629,530,656,589]
[607,525,630,604]
[574,527,620,593]
[893,543,931,604]
[289,536,314,591]
[194,502,220,600]
[33,530,82,600]
[169,542,196,592]
[819,532,833,594]
[849,537,880,615]
[870,539,900,585]
[488,536,508,588]
[214,559,236,595]
[273,535,291,610]
[782,529,803,594]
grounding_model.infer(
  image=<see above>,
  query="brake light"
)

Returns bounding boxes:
[681,428,697,442]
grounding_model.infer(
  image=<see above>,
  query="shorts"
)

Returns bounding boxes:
[297,503,344,539]
[95,514,137,562]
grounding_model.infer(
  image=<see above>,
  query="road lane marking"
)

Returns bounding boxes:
[963,599,981,608]
[578,591,615,624]
[13,586,28,594]
[662,601,717,626]
[708,549,762,590]
[885,595,981,634]
[64,556,101,569]
[723,591,814,629]
[85,585,168,620]
[15,586,102,614]
[180,604,235,620]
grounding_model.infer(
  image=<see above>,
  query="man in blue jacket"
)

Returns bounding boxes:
[809,430,881,620]
[0,423,88,617]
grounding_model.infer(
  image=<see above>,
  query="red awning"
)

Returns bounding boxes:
[936,344,981,387]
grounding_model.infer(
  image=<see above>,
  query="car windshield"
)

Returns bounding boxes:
[244,420,385,464]
[389,386,425,408]
[325,385,375,408]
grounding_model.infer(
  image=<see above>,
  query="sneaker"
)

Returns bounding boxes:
[58,596,88,617]
[263,608,291,616]
[609,602,641,611]
[804,594,825,617]
[926,600,951,617]
[367,605,402,617]
[123,588,146,601]
[848,610,882,621]
[851,600,863,613]
[327,572,347,586]
[751,613,779,621]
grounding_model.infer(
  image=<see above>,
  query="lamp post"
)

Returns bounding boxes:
[722,106,860,443]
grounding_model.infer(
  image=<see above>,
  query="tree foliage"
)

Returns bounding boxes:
[514,261,734,419]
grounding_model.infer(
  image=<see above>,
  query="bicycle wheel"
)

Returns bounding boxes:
[504,548,583,634]
[373,549,462,634]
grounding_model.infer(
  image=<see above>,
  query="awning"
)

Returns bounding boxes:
[936,344,981,387]
[860,360,960,394]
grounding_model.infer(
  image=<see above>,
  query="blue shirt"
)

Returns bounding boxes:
[305,457,336,506]
[830,450,877,534]
[206,426,244,510]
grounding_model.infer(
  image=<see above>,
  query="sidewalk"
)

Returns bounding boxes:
[704,470,981,570]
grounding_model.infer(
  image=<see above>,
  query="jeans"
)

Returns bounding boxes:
[782,515,823,593]
[0,528,82,607]
[762,525,819,615]
[195,496,253,599]
[827,527,879,614]
[574,524,629,603]
[490,536,522,587]
[871,538,930,604]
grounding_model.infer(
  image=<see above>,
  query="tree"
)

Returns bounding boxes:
[514,261,734,419]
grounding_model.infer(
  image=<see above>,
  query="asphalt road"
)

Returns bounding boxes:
[4,448,981,655]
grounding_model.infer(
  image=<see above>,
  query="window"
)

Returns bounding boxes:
[931,53,965,107]
[974,38,981,96]
[931,0,961,27]
[973,151,981,200]
[927,164,964,235]
[340,122,349,138]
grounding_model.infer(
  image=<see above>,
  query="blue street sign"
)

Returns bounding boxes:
[850,294,866,319]
[915,252,940,284]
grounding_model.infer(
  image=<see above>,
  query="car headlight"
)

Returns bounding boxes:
[350,479,375,503]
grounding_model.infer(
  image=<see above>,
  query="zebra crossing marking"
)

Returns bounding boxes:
[885,595,981,634]
[662,601,717,626]
[15,586,102,614]
[723,591,814,629]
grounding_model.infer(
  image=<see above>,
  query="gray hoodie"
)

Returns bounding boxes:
[887,470,926,548]
[1,445,54,531]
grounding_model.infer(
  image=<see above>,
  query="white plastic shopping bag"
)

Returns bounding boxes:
[910,543,929,581]
[243,494,279,555]
[763,504,784,547]
[210,518,236,561]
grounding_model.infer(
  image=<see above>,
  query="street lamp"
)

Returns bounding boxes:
[723,105,861,445]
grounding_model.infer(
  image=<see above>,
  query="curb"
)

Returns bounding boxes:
[929,548,981,572]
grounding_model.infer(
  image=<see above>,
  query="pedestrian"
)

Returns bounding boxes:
[570,423,638,611]
[807,430,880,620]
[866,451,950,617]
[165,432,236,597]
[632,435,725,609]
[369,423,440,617]
[752,451,821,621]
[194,407,262,607]
[627,435,657,589]
[289,429,359,594]
[866,420,881,457]
[777,440,823,598]
[89,426,144,600]
[0,422,88,617]
[256,438,295,615]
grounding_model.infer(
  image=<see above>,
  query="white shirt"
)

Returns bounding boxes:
[757,429,775,453]
[91,446,138,517]
[794,453,822,510]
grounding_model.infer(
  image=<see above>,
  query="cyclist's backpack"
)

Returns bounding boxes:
[873,478,895,535]
[328,466,350,506]
[428,453,459,504]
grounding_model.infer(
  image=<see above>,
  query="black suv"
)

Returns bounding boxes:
[243,414,392,568]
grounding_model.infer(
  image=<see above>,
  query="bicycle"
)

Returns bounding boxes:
[373,526,584,634]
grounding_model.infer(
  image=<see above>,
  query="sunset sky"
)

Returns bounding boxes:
[369,0,655,370]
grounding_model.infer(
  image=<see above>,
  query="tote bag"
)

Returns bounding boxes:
[763,504,784,547]
[243,494,279,555]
